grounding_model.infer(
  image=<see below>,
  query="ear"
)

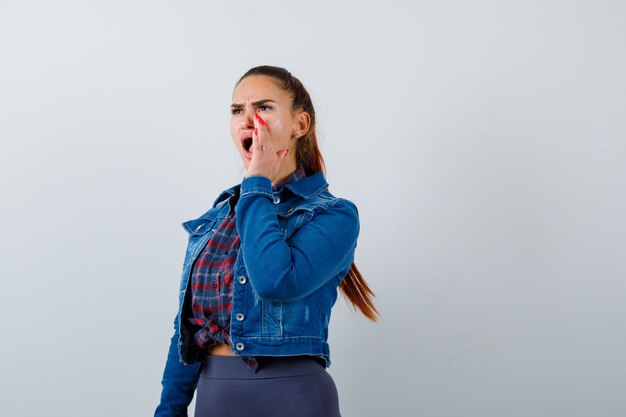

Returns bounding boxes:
[292,110,311,138]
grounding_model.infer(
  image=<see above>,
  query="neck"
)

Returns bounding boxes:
[271,158,298,186]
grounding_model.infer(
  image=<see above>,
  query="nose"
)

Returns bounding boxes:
[239,108,255,130]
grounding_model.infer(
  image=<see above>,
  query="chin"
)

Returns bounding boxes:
[239,155,250,170]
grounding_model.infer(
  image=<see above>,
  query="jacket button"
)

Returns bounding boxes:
[237,275,247,284]
[235,342,245,351]
[236,313,245,321]
[273,196,280,204]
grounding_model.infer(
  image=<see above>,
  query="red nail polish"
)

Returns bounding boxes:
[256,114,266,126]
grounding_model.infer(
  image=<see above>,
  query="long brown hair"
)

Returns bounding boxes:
[236,65,379,322]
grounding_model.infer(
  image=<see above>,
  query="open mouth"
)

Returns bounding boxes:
[242,137,253,152]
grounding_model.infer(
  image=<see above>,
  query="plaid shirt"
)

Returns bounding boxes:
[186,166,307,372]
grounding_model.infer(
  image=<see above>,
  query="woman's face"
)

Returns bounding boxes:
[230,75,302,170]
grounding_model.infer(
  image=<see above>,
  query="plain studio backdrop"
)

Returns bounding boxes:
[1,1,625,416]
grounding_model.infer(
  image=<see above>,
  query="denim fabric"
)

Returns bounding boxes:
[154,172,359,417]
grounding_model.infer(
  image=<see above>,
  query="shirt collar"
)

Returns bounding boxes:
[272,165,307,193]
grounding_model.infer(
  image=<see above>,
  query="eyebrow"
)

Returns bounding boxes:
[230,99,276,109]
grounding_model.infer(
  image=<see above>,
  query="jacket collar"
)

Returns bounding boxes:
[212,184,240,208]
[211,171,328,207]
[282,171,328,198]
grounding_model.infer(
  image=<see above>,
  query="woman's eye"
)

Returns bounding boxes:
[258,105,272,112]
[231,108,242,115]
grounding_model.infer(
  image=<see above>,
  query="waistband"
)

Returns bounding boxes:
[200,355,325,379]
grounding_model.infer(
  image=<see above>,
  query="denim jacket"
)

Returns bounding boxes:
[154,172,360,417]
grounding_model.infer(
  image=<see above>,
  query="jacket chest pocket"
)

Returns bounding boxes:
[181,217,218,268]
[277,206,314,239]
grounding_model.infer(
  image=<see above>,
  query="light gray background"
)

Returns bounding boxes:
[1,1,625,416]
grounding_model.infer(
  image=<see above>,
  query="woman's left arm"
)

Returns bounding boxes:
[235,175,359,302]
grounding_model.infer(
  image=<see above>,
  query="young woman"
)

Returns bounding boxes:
[154,65,379,417]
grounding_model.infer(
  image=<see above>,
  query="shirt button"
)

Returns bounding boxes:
[237,275,247,284]
[273,196,280,204]
[236,313,245,321]
[235,342,245,351]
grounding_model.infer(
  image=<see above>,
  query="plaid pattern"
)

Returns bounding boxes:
[187,166,307,372]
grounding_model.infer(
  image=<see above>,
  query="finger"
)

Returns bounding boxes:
[252,126,269,156]
[255,113,266,128]
[274,149,288,162]
[273,149,289,173]
[254,114,271,149]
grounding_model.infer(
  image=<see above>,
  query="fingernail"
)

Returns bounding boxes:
[284,149,289,156]
[256,114,266,126]
[254,128,258,135]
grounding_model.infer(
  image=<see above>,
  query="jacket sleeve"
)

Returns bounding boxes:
[154,314,203,417]
[235,175,360,302]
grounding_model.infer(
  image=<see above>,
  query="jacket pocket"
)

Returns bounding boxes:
[181,217,217,268]
[276,206,314,239]
[182,217,217,236]
[261,300,283,337]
